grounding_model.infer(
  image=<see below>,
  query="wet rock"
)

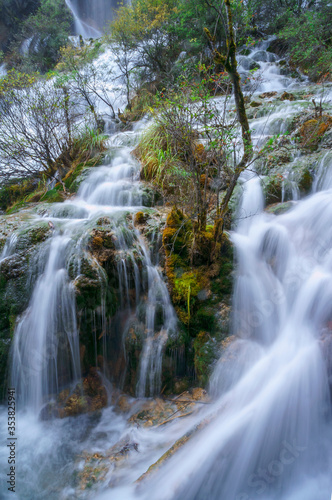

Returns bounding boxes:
[42,368,108,419]
[134,211,149,225]
[250,100,262,108]
[265,201,296,215]
[251,50,268,62]
[262,174,283,205]
[259,91,278,99]
[298,115,332,151]
[129,390,208,427]
[281,91,295,101]
[237,56,260,71]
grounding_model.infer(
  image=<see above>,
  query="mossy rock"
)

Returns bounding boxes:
[262,175,283,205]
[250,100,262,108]
[298,167,313,194]
[134,211,149,225]
[162,208,192,261]
[15,222,51,250]
[298,115,332,151]
[173,271,208,307]
[194,331,218,386]
[39,186,64,204]
[0,338,10,399]
[280,91,295,101]
[265,201,296,215]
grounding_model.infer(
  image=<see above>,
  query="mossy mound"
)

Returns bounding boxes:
[41,368,107,420]
[298,115,332,151]
[262,174,283,205]
[160,207,233,387]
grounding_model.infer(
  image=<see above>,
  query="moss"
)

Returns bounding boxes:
[0,339,10,399]
[134,211,148,225]
[173,271,207,305]
[194,331,218,386]
[0,178,37,212]
[298,167,313,194]
[39,186,64,203]
[195,306,216,330]
[262,174,283,205]
[299,115,332,151]
[280,91,295,101]
[27,225,50,245]
[250,100,262,107]
[265,201,295,215]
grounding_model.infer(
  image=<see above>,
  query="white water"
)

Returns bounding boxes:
[65,0,102,38]
[65,0,121,38]
[93,41,332,500]
[0,39,331,500]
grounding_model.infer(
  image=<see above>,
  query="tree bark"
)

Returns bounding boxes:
[205,0,253,242]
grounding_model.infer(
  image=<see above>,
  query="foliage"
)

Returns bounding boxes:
[0,69,38,94]
[107,0,181,86]
[278,1,332,80]
[0,0,40,37]
[139,66,238,234]
[7,0,72,73]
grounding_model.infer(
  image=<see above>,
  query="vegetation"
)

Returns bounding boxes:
[4,0,72,73]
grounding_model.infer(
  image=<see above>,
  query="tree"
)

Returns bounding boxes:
[0,76,79,182]
[204,0,253,243]
[148,70,235,235]
[56,45,116,125]
[108,0,181,85]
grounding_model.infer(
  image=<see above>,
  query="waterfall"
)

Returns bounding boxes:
[65,0,120,38]
[89,40,331,500]
[11,236,81,413]
[158,189,332,500]
[0,37,331,500]
[7,119,177,418]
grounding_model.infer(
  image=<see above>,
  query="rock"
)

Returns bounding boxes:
[262,174,283,205]
[259,91,277,99]
[250,100,262,108]
[134,211,148,225]
[251,50,268,62]
[237,56,260,71]
[298,115,332,151]
[281,91,295,101]
[46,368,109,419]
[265,201,296,215]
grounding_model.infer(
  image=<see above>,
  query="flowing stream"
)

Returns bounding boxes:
[0,39,331,500]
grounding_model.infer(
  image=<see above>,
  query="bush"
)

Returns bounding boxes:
[278,2,332,80]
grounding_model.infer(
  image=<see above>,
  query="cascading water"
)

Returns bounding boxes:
[11,235,81,413]
[7,120,178,417]
[65,0,121,38]
[0,38,331,500]
[94,40,332,500]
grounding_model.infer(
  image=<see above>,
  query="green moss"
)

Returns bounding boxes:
[194,331,218,386]
[298,167,313,194]
[40,186,63,203]
[265,201,295,215]
[195,306,216,330]
[262,174,283,205]
[173,271,205,305]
